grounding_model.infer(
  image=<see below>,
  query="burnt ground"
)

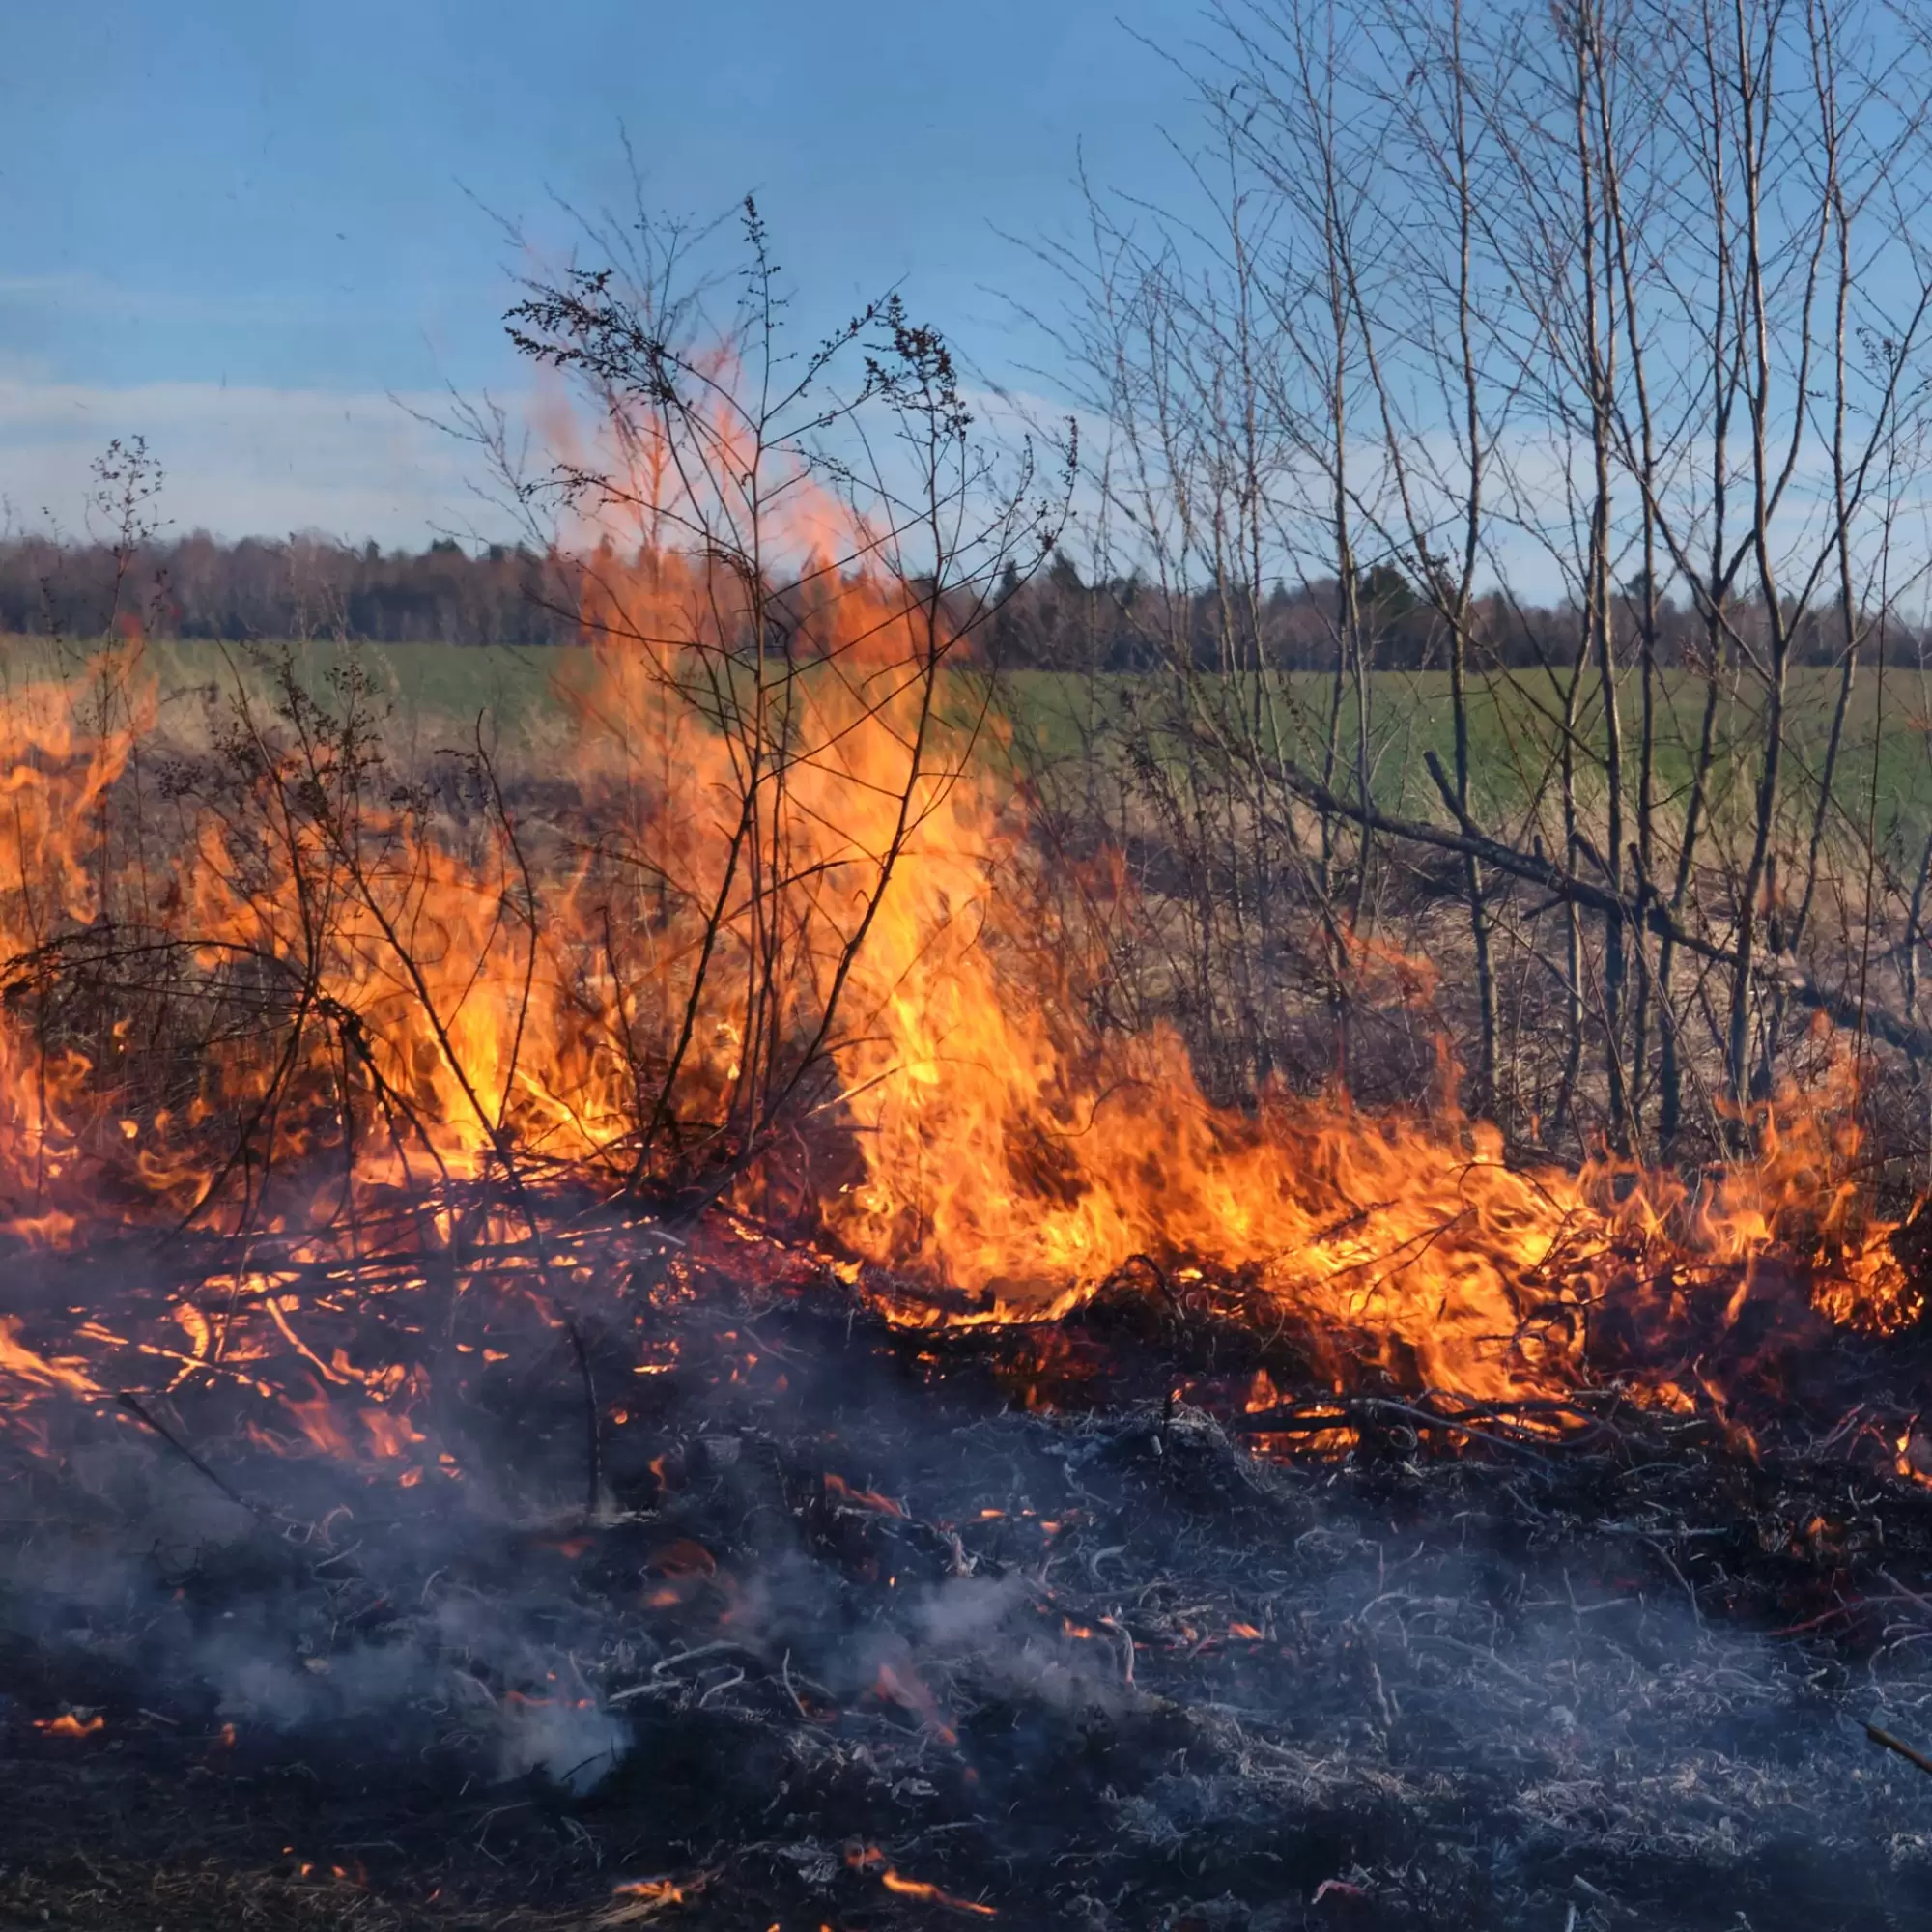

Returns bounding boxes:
[7,1231,1932,1930]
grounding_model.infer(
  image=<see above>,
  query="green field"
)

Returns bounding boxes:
[993,664,1932,862]
[7,637,1931,860]
[0,636,596,761]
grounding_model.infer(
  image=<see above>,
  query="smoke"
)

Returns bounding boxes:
[0,1389,639,1791]
[6,1290,1932,1928]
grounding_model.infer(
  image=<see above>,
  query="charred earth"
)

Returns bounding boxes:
[9,1218,1932,1932]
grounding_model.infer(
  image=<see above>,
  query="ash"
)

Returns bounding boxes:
[4,1254,1932,1931]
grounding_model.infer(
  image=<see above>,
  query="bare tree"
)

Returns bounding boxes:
[1024,0,1932,1168]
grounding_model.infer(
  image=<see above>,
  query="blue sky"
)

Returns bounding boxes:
[0,0,1192,544]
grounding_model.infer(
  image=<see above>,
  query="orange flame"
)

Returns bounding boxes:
[879,1869,998,1916]
[824,1473,907,1517]
[34,1713,103,1738]
[0,470,1917,1459]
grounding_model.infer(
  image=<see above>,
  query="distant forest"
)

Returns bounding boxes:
[0,529,1915,674]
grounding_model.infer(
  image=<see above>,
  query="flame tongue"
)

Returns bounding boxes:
[822,794,1917,1407]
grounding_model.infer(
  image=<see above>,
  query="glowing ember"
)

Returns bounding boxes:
[846,1843,996,1916]
[823,1472,907,1516]
[879,1869,999,1916]
[872,1660,958,1746]
[33,1713,103,1738]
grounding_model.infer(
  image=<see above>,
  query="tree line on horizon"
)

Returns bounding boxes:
[0,526,1917,675]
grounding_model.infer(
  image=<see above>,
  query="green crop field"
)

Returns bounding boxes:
[0,636,598,758]
[991,665,1932,860]
[8,637,1932,858]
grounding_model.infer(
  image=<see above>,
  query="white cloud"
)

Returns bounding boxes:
[0,380,514,549]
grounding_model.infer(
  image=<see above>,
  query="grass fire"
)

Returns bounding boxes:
[17,1,1932,1926]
